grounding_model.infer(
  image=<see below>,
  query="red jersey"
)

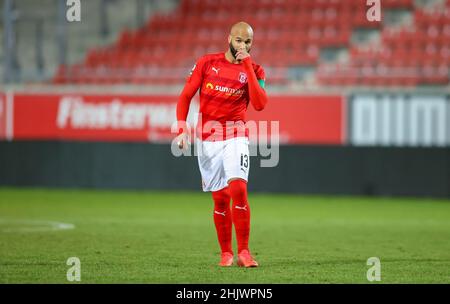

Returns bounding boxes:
[186,53,265,141]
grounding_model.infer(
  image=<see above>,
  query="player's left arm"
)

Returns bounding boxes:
[238,54,268,111]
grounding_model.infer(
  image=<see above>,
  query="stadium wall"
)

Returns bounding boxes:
[1,89,449,198]
[0,141,449,198]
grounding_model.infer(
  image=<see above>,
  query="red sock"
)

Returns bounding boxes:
[229,179,250,253]
[212,187,233,254]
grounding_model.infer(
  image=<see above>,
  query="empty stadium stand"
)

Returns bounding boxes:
[53,0,449,87]
[317,0,450,86]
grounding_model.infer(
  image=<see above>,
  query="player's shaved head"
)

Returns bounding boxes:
[230,22,254,38]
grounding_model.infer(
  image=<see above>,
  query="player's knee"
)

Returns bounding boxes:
[228,179,248,203]
[228,179,247,191]
[212,187,231,205]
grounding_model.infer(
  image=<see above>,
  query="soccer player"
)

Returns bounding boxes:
[175,22,268,267]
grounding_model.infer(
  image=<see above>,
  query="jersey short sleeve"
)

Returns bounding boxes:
[186,55,208,85]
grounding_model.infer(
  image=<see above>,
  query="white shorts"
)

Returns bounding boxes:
[197,137,250,192]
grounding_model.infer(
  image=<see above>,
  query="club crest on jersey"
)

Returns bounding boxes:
[239,72,247,84]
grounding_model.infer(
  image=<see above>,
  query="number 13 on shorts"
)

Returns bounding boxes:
[240,153,249,169]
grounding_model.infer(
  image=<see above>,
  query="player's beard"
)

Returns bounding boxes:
[229,42,238,59]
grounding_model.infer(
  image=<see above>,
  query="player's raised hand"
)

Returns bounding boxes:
[236,49,250,62]
[175,132,190,150]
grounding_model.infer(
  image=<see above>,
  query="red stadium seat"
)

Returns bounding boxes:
[59,0,448,87]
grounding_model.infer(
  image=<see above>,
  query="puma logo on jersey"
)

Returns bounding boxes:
[214,210,226,216]
[212,67,220,75]
[235,205,247,211]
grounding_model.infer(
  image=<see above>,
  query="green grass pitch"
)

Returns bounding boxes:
[0,187,449,283]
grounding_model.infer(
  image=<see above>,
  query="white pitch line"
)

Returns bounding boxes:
[0,219,75,233]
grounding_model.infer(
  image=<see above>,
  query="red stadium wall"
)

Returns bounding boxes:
[5,92,345,145]
[12,93,180,142]
[0,93,6,140]
[3,92,449,147]
[246,96,344,145]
